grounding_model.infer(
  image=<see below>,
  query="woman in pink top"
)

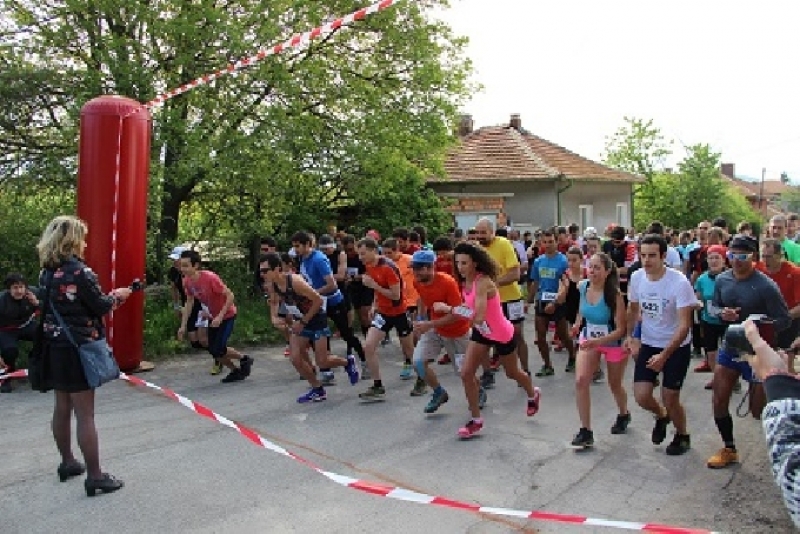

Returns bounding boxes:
[434,242,542,439]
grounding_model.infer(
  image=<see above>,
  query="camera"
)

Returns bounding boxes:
[723,315,775,358]
[130,279,144,292]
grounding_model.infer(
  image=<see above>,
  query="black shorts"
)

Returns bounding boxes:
[349,283,374,308]
[534,302,566,322]
[634,343,692,391]
[470,328,516,357]
[501,299,526,325]
[370,312,412,337]
[701,321,727,353]
[186,299,203,333]
[47,342,90,393]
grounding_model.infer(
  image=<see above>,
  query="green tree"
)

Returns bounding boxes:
[1,0,472,276]
[602,116,672,211]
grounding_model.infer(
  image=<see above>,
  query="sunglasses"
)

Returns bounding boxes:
[726,251,752,261]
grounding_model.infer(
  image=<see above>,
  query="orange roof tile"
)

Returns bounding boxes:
[436,124,643,184]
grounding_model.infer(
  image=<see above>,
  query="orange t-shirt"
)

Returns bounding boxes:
[365,257,406,316]
[393,254,419,309]
[757,261,800,309]
[414,272,471,338]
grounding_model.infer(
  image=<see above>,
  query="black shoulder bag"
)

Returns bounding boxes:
[28,270,54,392]
[50,304,119,389]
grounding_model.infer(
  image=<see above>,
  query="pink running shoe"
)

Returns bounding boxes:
[526,387,542,417]
[457,419,483,439]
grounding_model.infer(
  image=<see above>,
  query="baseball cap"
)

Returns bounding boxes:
[168,246,187,260]
[583,226,598,239]
[707,245,727,258]
[728,234,758,253]
[411,250,435,267]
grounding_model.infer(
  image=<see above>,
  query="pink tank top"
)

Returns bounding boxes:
[463,276,514,343]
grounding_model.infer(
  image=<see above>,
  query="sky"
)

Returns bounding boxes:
[435,0,800,183]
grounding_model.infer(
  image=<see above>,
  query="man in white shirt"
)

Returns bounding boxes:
[625,234,695,456]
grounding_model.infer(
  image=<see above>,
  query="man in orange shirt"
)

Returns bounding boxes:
[383,238,422,383]
[409,250,476,413]
[758,238,800,372]
[357,237,415,401]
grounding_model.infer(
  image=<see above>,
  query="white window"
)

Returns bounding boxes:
[578,205,593,231]
[616,202,630,228]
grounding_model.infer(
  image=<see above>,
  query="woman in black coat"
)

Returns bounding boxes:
[36,215,132,496]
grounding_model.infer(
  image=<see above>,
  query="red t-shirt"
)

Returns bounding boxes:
[183,271,237,320]
[365,258,406,316]
[757,261,800,309]
[434,255,454,277]
[404,243,422,255]
[414,272,471,338]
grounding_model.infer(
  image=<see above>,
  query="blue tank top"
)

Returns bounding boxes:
[578,281,618,345]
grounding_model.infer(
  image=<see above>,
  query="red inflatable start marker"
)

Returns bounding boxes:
[77,95,151,372]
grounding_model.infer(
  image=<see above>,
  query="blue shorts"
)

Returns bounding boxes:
[299,326,331,342]
[717,348,758,383]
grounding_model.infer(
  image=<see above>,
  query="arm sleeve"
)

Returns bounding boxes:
[77,267,116,318]
[762,375,800,529]
[763,277,792,332]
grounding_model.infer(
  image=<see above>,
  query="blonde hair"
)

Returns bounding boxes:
[37,215,88,269]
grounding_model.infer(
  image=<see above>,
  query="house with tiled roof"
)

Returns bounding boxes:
[719,163,796,217]
[427,114,644,232]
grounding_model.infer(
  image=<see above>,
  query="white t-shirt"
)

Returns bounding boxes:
[628,267,695,348]
[665,246,683,269]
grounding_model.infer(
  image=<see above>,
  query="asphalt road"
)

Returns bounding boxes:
[1,322,795,533]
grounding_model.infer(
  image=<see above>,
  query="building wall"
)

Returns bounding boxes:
[559,182,633,231]
[430,181,556,230]
[430,180,635,231]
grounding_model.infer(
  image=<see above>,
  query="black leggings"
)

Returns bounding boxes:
[327,300,365,362]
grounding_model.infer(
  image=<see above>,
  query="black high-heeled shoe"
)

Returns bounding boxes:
[85,473,124,497]
[57,460,86,482]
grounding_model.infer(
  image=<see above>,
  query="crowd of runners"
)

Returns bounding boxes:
[3,214,800,469]
[157,214,800,468]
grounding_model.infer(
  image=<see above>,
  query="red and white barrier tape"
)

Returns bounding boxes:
[140,0,397,112]
[2,368,718,532]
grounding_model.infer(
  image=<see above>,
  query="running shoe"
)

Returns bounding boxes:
[694,361,712,373]
[665,434,691,456]
[489,355,500,371]
[611,413,631,434]
[535,365,554,377]
[437,354,452,365]
[221,368,245,383]
[424,389,449,413]
[240,355,254,377]
[297,387,327,403]
[565,359,576,373]
[571,428,594,448]
[400,363,414,380]
[707,447,738,468]
[652,415,671,445]
[358,385,386,401]
[410,378,427,396]
[360,362,371,380]
[210,361,223,375]
[457,419,483,439]
[526,387,542,417]
[283,345,291,357]
[344,354,360,385]
[480,371,495,389]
